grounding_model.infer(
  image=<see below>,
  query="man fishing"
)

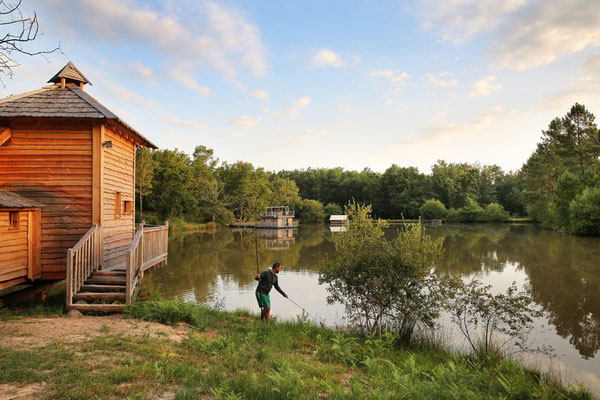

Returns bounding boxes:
[255,262,287,324]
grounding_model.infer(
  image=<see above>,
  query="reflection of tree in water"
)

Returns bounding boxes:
[502,227,600,359]
[428,224,600,359]
[144,225,331,304]
[428,224,510,275]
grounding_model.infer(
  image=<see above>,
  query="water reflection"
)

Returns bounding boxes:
[145,224,600,386]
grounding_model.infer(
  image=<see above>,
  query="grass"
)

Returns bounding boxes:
[0,295,593,399]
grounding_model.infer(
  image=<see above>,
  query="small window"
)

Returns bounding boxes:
[9,211,20,230]
[115,192,122,218]
[124,200,133,215]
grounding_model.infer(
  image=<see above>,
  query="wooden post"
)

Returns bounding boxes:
[139,223,144,278]
[126,250,133,304]
[165,220,169,265]
[66,249,73,308]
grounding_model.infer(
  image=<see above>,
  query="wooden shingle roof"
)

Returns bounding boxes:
[0,190,44,209]
[0,62,157,149]
[48,61,91,85]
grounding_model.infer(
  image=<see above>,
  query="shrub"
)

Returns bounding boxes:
[458,198,484,222]
[419,199,447,220]
[482,203,510,222]
[296,199,325,223]
[445,208,461,223]
[569,187,600,236]
[320,203,447,338]
[323,202,343,220]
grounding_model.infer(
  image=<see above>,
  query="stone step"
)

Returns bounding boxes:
[80,284,126,292]
[73,292,126,302]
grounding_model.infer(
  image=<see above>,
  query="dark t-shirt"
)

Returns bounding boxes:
[256,269,286,296]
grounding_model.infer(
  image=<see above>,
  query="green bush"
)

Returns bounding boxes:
[419,199,447,220]
[458,198,484,222]
[569,187,600,236]
[296,199,325,223]
[323,202,343,220]
[445,208,461,222]
[482,203,510,222]
[553,171,582,230]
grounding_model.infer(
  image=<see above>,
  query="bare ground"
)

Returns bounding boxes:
[0,314,191,348]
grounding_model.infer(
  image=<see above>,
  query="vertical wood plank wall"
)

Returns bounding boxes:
[0,120,93,279]
[0,211,29,287]
[102,126,135,252]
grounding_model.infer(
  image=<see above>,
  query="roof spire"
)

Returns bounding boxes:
[48,61,92,89]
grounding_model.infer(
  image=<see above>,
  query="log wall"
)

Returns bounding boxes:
[0,210,28,288]
[102,126,135,251]
[0,120,93,279]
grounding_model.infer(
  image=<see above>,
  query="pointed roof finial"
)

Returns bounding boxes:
[48,61,92,87]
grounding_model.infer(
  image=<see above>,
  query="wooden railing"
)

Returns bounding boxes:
[66,225,102,308]
[126,221,169,304]
[126,223,144,304]
[142,221,169,271]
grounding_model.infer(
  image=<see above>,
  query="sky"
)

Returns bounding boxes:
[2,0,600,173]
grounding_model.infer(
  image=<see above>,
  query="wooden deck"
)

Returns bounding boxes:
[65,222,168,313]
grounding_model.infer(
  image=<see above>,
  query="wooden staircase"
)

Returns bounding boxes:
[70,269,127,313]
[66,222,169,313]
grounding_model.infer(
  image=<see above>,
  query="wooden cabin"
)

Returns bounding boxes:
[329,215,348,226]
[0,190,42,290]
[0,62,168,311]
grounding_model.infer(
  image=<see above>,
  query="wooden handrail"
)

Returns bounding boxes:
[66,225,102,308]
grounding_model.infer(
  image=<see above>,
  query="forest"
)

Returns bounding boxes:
[136,103,600,235]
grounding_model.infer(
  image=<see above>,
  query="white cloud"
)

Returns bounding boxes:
[469,75,502,96]
[582,55,600,75]
[310,49,346,68]
[369,70,410,88]
[272,96,311,119]
[168,64,212,96]
[425,72,458,88]
[420,0,526,43]
[230,115,260,129]
[289,128,334,146]
[420,0,600,70]
[407,106,513,144]
[37,0,267,78]
[162,115,207,130]
[250,89,269,100]
[492,0,600,70]
[130,63,158,86]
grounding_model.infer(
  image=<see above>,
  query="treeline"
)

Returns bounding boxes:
[136,103,600,235]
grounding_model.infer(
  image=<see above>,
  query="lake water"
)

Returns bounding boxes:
[144,224,600,394]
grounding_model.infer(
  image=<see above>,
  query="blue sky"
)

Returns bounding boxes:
[3,0,600,172]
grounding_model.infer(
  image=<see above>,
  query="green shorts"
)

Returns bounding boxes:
[255,290,270,309]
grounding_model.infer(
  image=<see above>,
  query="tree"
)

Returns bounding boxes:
[431,161,479,209]
[552,171,582,230]
[147,149,197,218]
[320,203,446,337]
[559,104,600,178]
[458,197,484,222]
[569,187,600,236]
[135,147,155,220]
[419,199,447,220]
[0,0,60,83]
[219,162,271,221]
[377,165,432,219]
[269,176,300,206]
[296,199,325,223]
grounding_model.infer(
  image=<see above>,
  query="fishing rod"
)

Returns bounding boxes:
[286,297,330,330]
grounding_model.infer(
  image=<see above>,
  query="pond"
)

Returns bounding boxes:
[144,223,600,394]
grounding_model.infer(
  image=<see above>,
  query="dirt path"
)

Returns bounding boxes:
[0,314,189,348]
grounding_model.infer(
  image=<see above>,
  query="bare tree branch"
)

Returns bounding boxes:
[0,0,60,85]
